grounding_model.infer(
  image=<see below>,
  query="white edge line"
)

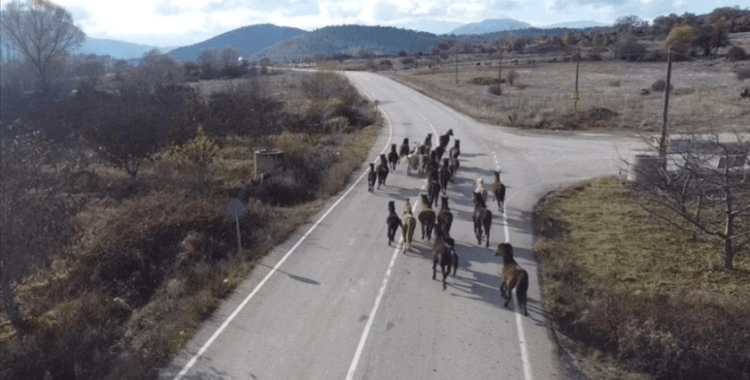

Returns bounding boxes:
[497,153,534,380]
[345,239,403,380]
[173,73,393,380]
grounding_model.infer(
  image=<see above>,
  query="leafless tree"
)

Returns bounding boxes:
[197,48,219,79]
[0,0,85,90]
[633,131,749,270]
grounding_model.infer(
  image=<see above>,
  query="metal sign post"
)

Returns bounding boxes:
[228,199,246,255]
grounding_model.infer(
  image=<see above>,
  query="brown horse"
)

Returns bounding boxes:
[418,194,436,241]
[491,170,506,212]
[495,242,528,316]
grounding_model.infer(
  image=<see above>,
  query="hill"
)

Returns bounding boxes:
[449,19,532,35]
[253,25,443,62]
[72,37,174,60]
[543,20,609,29]
[168,24,307,62]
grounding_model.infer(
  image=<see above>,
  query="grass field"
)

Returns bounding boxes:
[385,58,750,133]
[534,177,750,379]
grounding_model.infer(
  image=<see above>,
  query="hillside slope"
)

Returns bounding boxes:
[168,24,307,62]
[449,19,532,35]
[254,25,442,62]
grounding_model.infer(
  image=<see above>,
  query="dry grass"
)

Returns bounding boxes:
[385,58,750,133]
[534,177,750,380]
[0,70,381,380]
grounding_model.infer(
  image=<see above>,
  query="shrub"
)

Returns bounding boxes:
[736,67,750,81]
[642,49,663,62]
[651,79,674,92]
[400,57,415,65]
[506,70,519,86]
[488,84,502,96]
[612,37,647,61]
[726,46,747,61]
[587,52,603,61]
[609,79,621,87]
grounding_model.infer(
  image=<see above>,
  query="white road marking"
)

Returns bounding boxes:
[345,238,403,380]
[172,77,395,380]
[496,153,534,380]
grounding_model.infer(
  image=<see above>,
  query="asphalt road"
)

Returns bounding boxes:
[160,71,645,380]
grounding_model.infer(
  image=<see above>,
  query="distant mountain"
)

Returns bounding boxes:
[65,37,171,60]
[389,19,465,36]
[168,24,307,62]
[543,20,609,29]
[449,19,533,35]
[254,25,442,63]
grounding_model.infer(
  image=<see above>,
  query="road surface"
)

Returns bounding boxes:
[159,71,644,380]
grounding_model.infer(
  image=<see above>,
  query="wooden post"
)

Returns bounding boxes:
[659,47,673,157]
[573,45,581,113]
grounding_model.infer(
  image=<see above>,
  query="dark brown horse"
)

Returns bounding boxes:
[472,192,492,247]
[386,201,402,246]
[495,242,528,316]
[433,220,458,290]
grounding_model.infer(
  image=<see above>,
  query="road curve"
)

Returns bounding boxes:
[159,71,644,380]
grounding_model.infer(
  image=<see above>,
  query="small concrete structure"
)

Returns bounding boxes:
[627,152,664,187]
[254,150,284,178]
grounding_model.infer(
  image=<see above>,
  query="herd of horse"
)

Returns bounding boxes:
[372,129,528,316]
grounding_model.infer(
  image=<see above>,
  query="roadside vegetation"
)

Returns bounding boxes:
[534,177,749,379]
[0,66,379,380]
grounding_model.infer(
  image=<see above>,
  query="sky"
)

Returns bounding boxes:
[18,0,742,47]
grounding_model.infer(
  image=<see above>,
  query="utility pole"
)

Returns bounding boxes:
[498,51,503,91]
[659,47,673,157]
[455,45,459,84]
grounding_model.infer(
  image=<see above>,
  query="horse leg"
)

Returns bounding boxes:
[442,264,447,290]
[452,251,458,278]
[485,220,491,248]
[432,255,438,280]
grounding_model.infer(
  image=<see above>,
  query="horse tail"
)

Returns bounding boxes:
[451,249,459,278]
[517,269,529,316]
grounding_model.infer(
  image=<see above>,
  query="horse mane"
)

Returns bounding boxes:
[420,193,432,210]
[402,198,414,216]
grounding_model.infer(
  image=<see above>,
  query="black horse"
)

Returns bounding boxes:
[386,201,402,246]
[376,154,389,189]
[433,220,458,290]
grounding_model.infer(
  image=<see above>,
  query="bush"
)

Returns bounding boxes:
[612,37,647,61]
[587,52,603,61]
[488,84,502,96]
[400,57,415,65]
[642,49,663,62]
[651,79,674,92]
[726,46,747,61]
[736,67,750,81]
[506,70,519,86]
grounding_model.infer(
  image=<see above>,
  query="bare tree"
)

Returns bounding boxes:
[196,48,219,79]
[0,0,85,89]
[634,132,750,270]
